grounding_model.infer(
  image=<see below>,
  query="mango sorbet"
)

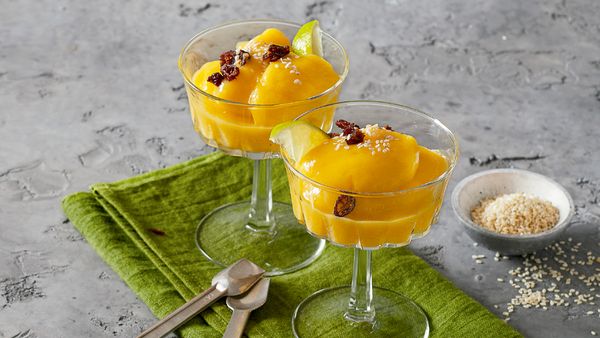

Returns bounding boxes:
[287,123,450,249]
[186,28,341,154]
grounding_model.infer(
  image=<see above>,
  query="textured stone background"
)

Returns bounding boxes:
[1,0,599,337]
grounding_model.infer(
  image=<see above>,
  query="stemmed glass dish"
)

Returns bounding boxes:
[178,20,348,276]
[280,101,458,337]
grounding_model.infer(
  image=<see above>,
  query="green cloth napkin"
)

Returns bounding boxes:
[62,152,521,338]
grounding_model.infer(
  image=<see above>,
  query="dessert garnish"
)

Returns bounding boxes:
[262,44,290,62]
[334,119,365,145]
[220,63,239,81]
[269,120,329,162]
[291,20,323,57]
[208,49,250,86]
[334,195,356,217]
[219,49,251,67]
[238,49,250,66]
[207,72,224,86]
[335,119,359,134]
[219,50,236,66]
[345,129,365,145]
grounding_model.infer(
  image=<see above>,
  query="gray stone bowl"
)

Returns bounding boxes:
[451,169,574,256]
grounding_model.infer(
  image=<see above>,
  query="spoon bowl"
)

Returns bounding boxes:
[213,258,266,295]
[227,278,271,310]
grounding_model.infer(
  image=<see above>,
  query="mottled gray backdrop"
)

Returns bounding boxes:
[1,0,599,337]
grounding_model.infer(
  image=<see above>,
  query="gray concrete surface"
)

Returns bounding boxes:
[1,0,599,337]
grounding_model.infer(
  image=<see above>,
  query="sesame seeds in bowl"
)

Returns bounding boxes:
[471,192,560,235]
[451,169,575,256]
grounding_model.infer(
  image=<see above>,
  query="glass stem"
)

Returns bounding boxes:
[345,248,376,322]
[246,159,275,232]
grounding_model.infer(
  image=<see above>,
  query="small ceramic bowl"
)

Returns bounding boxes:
[451,169,574,255]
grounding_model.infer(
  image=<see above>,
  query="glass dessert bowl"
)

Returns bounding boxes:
[275,101,458,337]
[178,20,348,276]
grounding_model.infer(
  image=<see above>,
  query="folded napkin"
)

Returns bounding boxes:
[62,152,521,338]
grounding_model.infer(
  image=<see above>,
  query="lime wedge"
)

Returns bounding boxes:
[270,121,329,161]
[292,20,323,57]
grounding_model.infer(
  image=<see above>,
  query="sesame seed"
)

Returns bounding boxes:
[471,193,559,235]
[490,239,599,320]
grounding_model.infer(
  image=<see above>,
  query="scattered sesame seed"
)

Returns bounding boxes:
[491,240,598,320]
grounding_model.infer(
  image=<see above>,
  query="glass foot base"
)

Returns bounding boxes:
[195,201,326,276]
[292,286,429,338]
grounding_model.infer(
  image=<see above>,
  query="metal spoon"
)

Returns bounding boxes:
[223,278,271,338]
[137,259,265,338]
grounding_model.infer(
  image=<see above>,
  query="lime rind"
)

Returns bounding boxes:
[311,22,323,57]
[292,20,323,57]
[270,121,329,161]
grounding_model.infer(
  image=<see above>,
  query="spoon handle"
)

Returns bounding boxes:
[138,285,226,338]
[222,308,251,338]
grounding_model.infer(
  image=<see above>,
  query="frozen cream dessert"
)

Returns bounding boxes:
[272,120,450,248]
[186,22,342,153]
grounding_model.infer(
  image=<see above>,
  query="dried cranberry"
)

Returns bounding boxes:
[219,50,236,66]
[335,119,361,136]
[220,64,240,81]
[334,195,356,217]
[207,72,224,86]
[238,49,250,66]
[209,49,248,85]
[345,129,365,145]
[335,119,360,131]
[262,44,290,62]
[384,124,393,131]
[328,132,340,138]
